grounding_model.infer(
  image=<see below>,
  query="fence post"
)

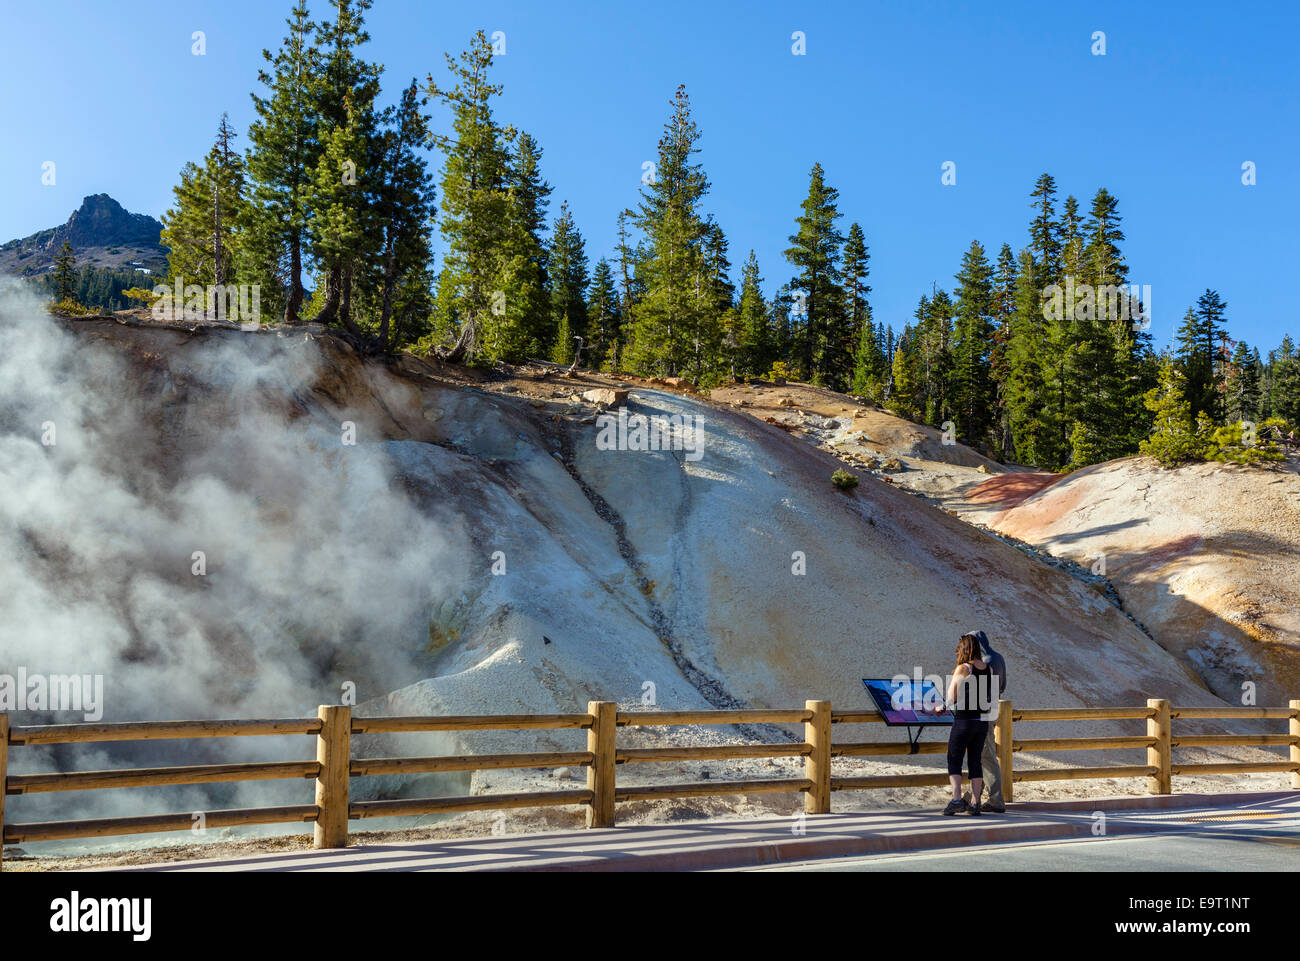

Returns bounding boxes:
[0,713,8,871]
[1290,699,1300,791]
[995,699,1013,804]
[313,705,351,849]
[1147,698,1172,795]
[804,700,832,814]
[586,701,617,828]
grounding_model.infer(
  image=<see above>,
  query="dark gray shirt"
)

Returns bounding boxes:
[980,641,1008,696]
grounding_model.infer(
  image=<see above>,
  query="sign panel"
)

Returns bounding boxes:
[862,677,954,727]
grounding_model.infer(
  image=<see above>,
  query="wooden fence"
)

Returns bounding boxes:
[2,698,1298,867]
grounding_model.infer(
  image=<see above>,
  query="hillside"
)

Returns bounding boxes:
[12,281,1288,858]
[0,193,166,277]
[959,459,1300,705]
[718,379,1300,708]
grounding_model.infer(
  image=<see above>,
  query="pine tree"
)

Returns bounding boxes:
[511,132,552,279]
[586,258,622,371]
[547,201,589,363]
[1084,188,1125,288]
[842,222,871,337]
[303,0,384,333]
[614,207,643,314]
[509,131,552,347]
[372,79,435,349]
[1029,173,1061,286]
[736,251,769,376]
[1059,188,1132,465]
[1198,289,1230,420]
[697,219,733,382]
[1059,196,1083,304]
[1271,338,1300,425]
[851,320,889,401]
[1056,195,1092,454]
[625,85,713,378]
[1175,306,1210,418]
[552,313,574,367]
[767,285,794,376]
[1004,249,1049,465]
[1225,341,1261,424]
[1060,195,1082,263]
[305,92,374,333]
[842,222,880,396]
[244,0,319,323]
[888,327,922,420]
[1176,289,1228,423]
[1084,188,1156,451]
[784,163,846,386]
[989,243,1018,457]
[950,240,995,447]
[718,303,744,381]
[915,290,955,426]
[161,115,248,297]
[427,30,536,361]
[52,242,77,303]
[209,115,245,286]
[1068,421,1103,469]
[1256,346,1276,419]
[1141,357,1204,466]
[1040,286,1075,465]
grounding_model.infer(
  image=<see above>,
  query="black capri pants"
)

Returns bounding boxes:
[947,718,988,778]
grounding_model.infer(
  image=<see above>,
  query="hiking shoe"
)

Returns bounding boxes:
[983,802,1006,814]
[968,798,982,816]
[942,798,969,816]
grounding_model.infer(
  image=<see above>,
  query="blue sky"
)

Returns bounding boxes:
[2,0,1296,352]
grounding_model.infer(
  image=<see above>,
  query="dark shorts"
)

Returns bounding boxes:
[947,718,988,778]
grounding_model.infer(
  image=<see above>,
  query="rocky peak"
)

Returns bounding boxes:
[61,194,162,249]
[0,194,166,276]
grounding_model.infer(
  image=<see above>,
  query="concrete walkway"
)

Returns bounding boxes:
[111,791,1300,872]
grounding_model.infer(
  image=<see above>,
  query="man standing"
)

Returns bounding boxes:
[967,629,1007,813]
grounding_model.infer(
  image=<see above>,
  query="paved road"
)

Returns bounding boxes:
[746,827,1300,871]
[748,797,1300,870]
[107,792,1300,872]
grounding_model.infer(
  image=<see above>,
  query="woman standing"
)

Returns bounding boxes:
[942,632,993,816]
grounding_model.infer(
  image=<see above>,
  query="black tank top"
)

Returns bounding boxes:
[954,662,992,720]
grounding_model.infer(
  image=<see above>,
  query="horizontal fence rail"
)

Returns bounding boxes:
[1,697,1297,866]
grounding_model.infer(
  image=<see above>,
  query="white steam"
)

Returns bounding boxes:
[0,281,466,831]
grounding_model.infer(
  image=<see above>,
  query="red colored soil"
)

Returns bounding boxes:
[966,472,1065,508]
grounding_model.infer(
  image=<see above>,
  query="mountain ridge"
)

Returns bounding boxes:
[0,193,166,277]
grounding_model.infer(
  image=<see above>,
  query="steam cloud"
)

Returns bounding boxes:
[0,281,465,832]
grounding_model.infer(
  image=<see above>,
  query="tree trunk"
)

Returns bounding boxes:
[338,263,362,338]
[439,315,477,365]
[213,188,224,288]
[377,236,398,349]
[285,237,304,325]
[314,265,342,326]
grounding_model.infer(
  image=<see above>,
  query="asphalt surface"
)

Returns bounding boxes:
[89,792,1300,872]
[746,802,1300,871]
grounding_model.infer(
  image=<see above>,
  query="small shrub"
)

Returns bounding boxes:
[121,286,158,305]
[1139,362,1204,466]
[831,468,859,491]
[766,360,795,383]
[48,297,93,316]
[1067,421,1104,469]
[1201,419,1286,465]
